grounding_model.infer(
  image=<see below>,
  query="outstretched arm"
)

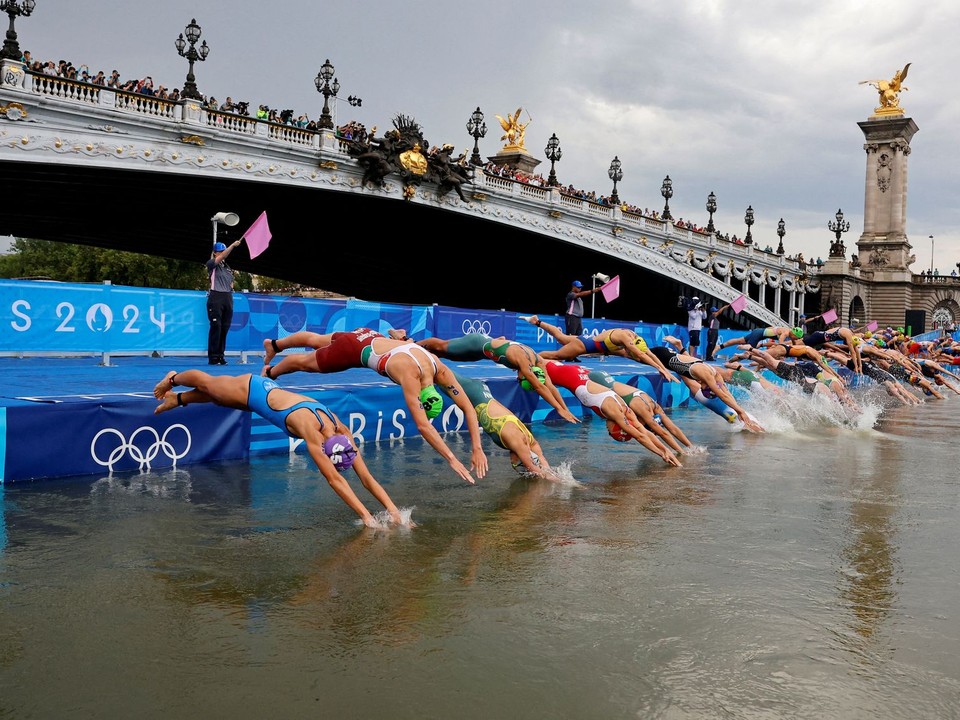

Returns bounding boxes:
[436,363,489,479]
[305,439,383,528]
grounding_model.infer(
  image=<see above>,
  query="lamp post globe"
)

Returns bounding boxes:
[776,218,786,255]
[607,156,623,206]
[0,0,35,62]
[466,107,487,166]
[314,58,338,130]
[706,191,717,234]
[660,175,673,221]
[175,17,209,100]
[744,205,755,245]
[544,133,562,187]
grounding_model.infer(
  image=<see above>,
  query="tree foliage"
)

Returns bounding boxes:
[0,238,255,291]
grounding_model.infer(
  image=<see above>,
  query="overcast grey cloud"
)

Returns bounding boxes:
[17,0,960,272]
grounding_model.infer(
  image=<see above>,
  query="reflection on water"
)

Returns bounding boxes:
[2,396,960,719]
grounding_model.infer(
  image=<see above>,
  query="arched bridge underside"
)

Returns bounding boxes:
[0,74,814,327]
[3,160,691,320]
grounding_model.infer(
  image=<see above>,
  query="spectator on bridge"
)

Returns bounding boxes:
[564,279,598,337]
[152,369,412,529]
[107,70,121,88]
[220,96,235,112]
[206,238,241,366]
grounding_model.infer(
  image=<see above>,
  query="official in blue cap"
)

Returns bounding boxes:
[206,236,242,365]
[564,279,599,337]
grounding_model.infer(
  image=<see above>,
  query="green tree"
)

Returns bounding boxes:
[0,238,257,291]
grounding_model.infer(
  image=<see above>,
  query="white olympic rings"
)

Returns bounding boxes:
[90,424,192,471]
[461,319,492,335]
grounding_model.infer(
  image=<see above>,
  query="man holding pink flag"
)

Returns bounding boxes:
[205,211,272,365]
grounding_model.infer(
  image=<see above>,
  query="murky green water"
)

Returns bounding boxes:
[2,391,959,719]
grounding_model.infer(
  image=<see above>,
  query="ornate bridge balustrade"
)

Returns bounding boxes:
[1,59,814,327]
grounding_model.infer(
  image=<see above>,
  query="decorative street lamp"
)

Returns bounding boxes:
[466,107,487,166]
[744,205,755,245]
[607,156,623,206]
[544,133,562,187]
[0,0,34,62]
[660,175,673,220]
[174,18,209,101]
[314,58,340,130]
[827,208,850,258]
[706,191,717,234]
[929,235,935,275]
[776,218,786,255]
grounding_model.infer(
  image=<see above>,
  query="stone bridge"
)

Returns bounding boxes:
[0,59,818,328]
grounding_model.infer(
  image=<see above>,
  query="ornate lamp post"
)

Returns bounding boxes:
[314,58,340,130]
[607,156,623,206]
[827,208,850,258]
[776,218,786,255]
[544,133,562,187]
[0,0,34,61]
[466,107,487,166]
[706,191,717,234]
[929,235,935,274]
[174,18,209,101]
[744,205,755,245]
[660,175,673,220]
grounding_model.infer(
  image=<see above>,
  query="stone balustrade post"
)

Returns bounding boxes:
[1,59,27,91]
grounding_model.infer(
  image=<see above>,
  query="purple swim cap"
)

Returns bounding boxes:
[323,433,357,470]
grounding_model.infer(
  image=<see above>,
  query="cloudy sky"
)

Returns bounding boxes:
[15,1,960,272]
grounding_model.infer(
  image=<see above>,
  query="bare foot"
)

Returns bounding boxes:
[155,390,180,415]
[153,371,177,400]
[263,338,277,365]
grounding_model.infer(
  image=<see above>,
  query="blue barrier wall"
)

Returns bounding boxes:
[0,279,700,355]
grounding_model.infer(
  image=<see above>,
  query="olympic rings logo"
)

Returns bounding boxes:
[90,424,192,471]
[461,319,492,336]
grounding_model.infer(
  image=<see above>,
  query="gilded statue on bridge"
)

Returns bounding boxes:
[495,107,531,151]
[859,63,910,116]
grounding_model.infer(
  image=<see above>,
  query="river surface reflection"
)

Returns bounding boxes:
[1,395,959,719]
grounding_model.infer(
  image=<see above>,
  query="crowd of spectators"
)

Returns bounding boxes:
[19,48,337,130]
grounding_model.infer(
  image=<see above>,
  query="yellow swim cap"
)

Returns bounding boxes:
[633,336,649,351]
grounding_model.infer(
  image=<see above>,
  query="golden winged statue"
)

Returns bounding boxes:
[859,63,911,116]
[494,107,531,151]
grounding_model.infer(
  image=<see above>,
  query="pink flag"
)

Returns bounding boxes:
[730,294,748,314]
[821,308,838,325]
[600,275,620,303]
[866,320,878,332]
[242,211,272,259]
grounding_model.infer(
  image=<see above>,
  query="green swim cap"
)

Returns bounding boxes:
[519,365,546,391]
[419,386,443,419]
[791,327,804,338]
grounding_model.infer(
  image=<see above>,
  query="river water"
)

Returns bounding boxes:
[1,386,959,719]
